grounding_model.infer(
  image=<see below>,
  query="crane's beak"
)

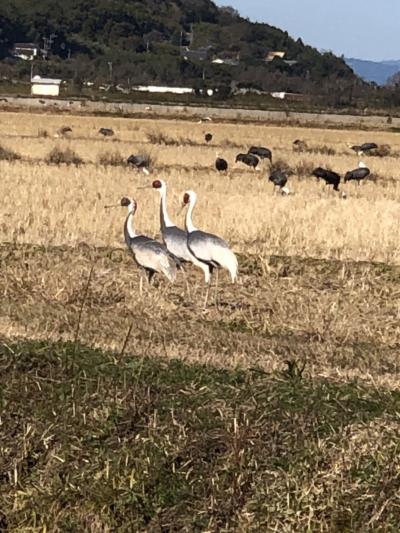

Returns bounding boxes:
[104,203,121,209]
[137,185,151,190]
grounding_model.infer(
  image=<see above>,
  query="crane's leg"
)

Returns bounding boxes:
[180,265,191,299]
[214,268,220,308]
[203,283,211,309]
[147,271,155,285]
[139,275,143,296]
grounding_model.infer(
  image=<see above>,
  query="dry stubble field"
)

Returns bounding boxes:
[1,110,400,530]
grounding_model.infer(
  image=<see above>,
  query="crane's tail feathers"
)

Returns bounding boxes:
[211,247,238,283]
[168,251,183,270]
[158,254,177,282]
[165,262,177,282]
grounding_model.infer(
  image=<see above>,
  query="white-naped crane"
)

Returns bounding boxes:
[105,196,178,293]
[344,161,371,185]
[143,179,210,281]
[182,190,238,307]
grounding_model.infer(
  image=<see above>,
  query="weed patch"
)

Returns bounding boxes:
[46,146,83,166]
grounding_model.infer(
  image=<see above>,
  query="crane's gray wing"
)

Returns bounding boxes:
[131,238,177,281]
[163,226,194,263]
[188,230,229,263]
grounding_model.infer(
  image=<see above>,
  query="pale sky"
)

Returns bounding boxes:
[215,0,400,61]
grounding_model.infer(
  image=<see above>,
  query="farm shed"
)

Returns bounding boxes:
[31,76,62,97]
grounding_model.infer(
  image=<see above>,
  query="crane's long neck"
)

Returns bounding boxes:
[185,198,198,233]
[124,208,136,245]
[159,187,173,231]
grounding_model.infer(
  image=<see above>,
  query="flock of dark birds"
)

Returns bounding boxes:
[60,125,379,196]
[213,135,376,196]
[123,131,378,196]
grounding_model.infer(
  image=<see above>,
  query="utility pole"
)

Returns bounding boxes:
[190,23,194,45]
[42,33,57,59]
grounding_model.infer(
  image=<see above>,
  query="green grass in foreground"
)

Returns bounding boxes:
[1,338,400,531]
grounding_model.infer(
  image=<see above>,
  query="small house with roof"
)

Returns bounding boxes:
[12,43,40,61]
[31,75,62,97]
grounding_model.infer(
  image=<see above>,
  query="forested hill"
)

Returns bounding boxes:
[0,0,358,92]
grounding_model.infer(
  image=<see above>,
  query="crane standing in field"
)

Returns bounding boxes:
[149,179,210,283]
[182,190,238,308]
[105,196,177,294]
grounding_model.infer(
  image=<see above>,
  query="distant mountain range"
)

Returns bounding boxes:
[345,58,400,85]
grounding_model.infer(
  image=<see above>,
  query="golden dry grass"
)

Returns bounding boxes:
[0,111,399,264]
[0,109,400,383]
[1,110,400,531]
[0,108,399,380]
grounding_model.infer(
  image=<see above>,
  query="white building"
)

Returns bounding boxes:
[31,76,62,97]
[12,43,39,61]
[131,85,194,95]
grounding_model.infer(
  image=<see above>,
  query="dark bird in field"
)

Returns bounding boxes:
[248,146,272,161]
[57,126,72,136]
[235,153,259,169]
[269,169,287,189]
[349,142,377,155]
[312,167,341,191]
[99,127,114,137]
[215,157,228,172]
[127,154,150,174]
[293,139,308,151]
[205,133,213,143]
[344,162,370,184]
